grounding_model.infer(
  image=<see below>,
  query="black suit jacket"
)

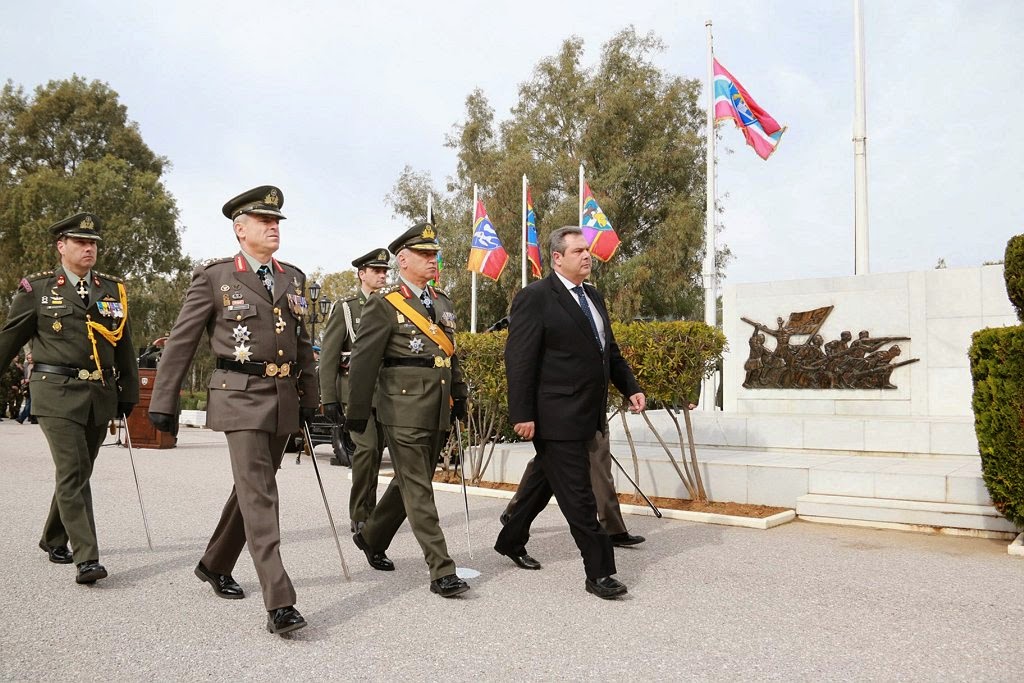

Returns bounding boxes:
[504,271,641,441]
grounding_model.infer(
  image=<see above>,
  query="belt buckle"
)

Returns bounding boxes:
[89,370,102,381]
[77,369,91,380]
[265,362,279,377]
[278,362,291,378]
[433,356,444,368]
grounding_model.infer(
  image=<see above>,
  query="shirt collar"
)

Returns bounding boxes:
[555,271,586,293]
[399,276,425,299]
[240,250,272,273]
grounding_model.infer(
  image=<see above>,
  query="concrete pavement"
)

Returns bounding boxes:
[1,421,1021,681]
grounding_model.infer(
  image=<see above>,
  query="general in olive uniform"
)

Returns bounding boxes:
[346,223,470,597]
[318,248,390,531]
[148,186,317,635]
[0,213,138,584]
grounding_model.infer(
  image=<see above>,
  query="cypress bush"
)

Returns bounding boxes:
[1004,234,1024,321]
[969,235,1024,530]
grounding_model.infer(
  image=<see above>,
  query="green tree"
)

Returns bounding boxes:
[386,28,727,326]
[0,75,189,347]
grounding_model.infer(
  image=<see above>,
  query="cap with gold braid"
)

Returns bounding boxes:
[351,248,391,269]
[221,185,287,220]
[49,212,102,241]
[388,222,440,254]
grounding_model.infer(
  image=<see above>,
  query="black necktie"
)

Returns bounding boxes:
[572,285,601,349]
[76,279,89,306]
[420,290,435,322]
[257,265,273,296]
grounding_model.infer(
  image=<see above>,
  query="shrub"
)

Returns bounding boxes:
[1004,234,1024,321]
[969,326,1024,529]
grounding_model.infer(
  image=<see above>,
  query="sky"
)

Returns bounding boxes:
[3,0,1023,287]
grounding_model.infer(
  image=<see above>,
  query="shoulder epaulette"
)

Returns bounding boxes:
[276,260,305,276]
[379,285,400,295]
[200,257,233,269]
[431,285,448,297]
[94,271,123,283]
[340,295,358,303]
[25,270,54,281]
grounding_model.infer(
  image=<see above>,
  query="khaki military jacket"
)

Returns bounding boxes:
[150,252,318,436]
[318,291,368,406]
[347,281,467,431]
[0,266,139,425]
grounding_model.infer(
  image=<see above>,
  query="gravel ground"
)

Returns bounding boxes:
[1,421,1021,682]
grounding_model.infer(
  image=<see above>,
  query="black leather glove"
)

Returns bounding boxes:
[118,402,136,419]
[451,398,468,425]
[346,418,368,434]
[323,402,345,425]
[149,412,175,433]
[300,407,317,427]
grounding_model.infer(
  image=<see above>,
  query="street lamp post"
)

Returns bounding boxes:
[307,282,330,344]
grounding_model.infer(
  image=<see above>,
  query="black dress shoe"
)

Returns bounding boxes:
[496,548,541,570]
[609,532,645,547]
[194,562,245,599]
[76,561,108,584]
[430,574,470,597]
[267,606,306,635]
[353,532,394,571]
[585,576,628,599]
[39,540,73,564]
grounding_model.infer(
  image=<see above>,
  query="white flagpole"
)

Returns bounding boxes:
[702,19,718,411]
[471,183,478,333]
[522,174,528,288]
[578,164,584,226]
[853,0,870,274]
[427,191,433,223]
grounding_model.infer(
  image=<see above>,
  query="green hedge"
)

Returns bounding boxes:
[970,325,1024,530]
[1005,234,1024,321]
[456,320,724,435]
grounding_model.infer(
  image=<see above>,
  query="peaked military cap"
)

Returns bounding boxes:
[352,248,391,269]
[222,185,287,220]
[389,222,439,254]
[49,212,102,241]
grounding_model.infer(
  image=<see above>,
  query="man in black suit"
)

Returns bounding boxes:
[494,226,645,599]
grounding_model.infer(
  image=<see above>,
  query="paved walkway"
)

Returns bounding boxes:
[1,422,1021,681]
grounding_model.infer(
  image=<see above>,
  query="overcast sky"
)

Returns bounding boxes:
[3,0,1022,286]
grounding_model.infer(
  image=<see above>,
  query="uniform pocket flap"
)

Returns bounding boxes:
[209,368,249,391]
[541,383,575,396]
[222,305,257,321]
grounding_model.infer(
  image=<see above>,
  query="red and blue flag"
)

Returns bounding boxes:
[713,58,786,160]
[467,199,508,281]
[581,182,620,262]
[526,188,542,278]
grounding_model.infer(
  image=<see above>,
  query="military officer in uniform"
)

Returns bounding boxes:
[148,186,317,635]
[345,222,470,598]
[318,248,390,534]
[0,213,138,584]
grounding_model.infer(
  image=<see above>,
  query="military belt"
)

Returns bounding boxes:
[33,363,117,382]
[383,356,452,369]
[217,358,295,378]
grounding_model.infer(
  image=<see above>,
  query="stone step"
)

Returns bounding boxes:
[796,493,1018,537]
[606,411,979,458]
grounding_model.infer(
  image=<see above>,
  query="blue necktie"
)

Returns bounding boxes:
[572,285,602,349]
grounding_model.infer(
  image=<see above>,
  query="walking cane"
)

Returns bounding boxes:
[453,420,472,558]
[121,414,155,549]
[302,422,351,581]
[608,451,662,518]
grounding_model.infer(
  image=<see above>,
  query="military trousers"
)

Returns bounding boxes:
[202,430,296,611]
[37,416,108,563]
[502,429,627,536]
[362,425,455,581]
[348,408,386,526]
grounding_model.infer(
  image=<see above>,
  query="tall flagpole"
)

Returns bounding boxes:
[427,191,433,223]
[853,0,870,274]
[471,183,478,333]
[522,174,528,288]
[702,19,718,412]
[578,164,584,226]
